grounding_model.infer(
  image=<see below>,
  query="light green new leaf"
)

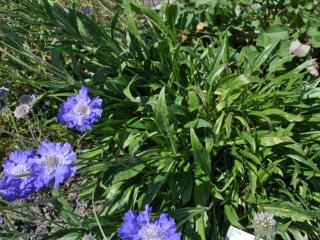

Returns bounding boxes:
[260,136,294,146]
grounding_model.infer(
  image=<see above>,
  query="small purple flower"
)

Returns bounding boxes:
[57,86,103,132]
[0,150,39,201]
[118,205,181,240]
[0,87,9,99]
[19,94,36,105]
[82,7,93,14]
[35,141,77,188]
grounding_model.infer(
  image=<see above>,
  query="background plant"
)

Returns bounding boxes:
[0,0,320,239]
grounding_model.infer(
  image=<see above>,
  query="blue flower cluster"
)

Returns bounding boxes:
[57,86,103,132]
[0,141,76,201]
[118,205,181,240]
[0,86,102,201]
[1,85,182,237]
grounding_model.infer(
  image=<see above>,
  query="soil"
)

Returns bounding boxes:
[1,176,102,240]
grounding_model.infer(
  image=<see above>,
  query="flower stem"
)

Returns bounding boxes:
[92,187,108,240]
[7,108,26,148]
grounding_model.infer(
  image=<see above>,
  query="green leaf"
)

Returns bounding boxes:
[155,87,177,152]
[260,136,294,146]
[123,0,140,37]
[184,119,212,129]
[195,0,218,7]
[261,202,320,221]
[213,112,225,136]
[112,164,145,184]
[249,109,303,122]
[251,40,279,73]
[143,161,175,205]
[286,153,320,172]
[195,212,208,240]
[264,25,289,40]
[51,189,81,227]
[188,90,201,112]
[224,204,242,228]
[190,129,212,177]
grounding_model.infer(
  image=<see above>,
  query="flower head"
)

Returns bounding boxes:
[252,212,276,239]
[35,141,77,188]
[118,205,180,240]
[0,87,9,99]
[308,62,319,77]
[0,150,40,201]
[14,104,30,119]
[289,40,310,57]
[57,86,103,132]
[309,66,319,77]
[19,94,36,105]
[82,7,93,14]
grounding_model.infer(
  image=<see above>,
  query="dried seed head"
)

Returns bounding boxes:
[252,212,276,240]
[82,234,94,240]
[14,104,30,119]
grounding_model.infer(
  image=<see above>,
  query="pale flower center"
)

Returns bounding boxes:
[75,102,89,117]
[45,155,60,169]
[10,164,29,177]
[138,223,164,240]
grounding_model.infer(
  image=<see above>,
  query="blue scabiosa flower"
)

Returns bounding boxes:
[57,86,103,132]
[35,141,77,188]
[0,150,39,201]
[118,205,181,240]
